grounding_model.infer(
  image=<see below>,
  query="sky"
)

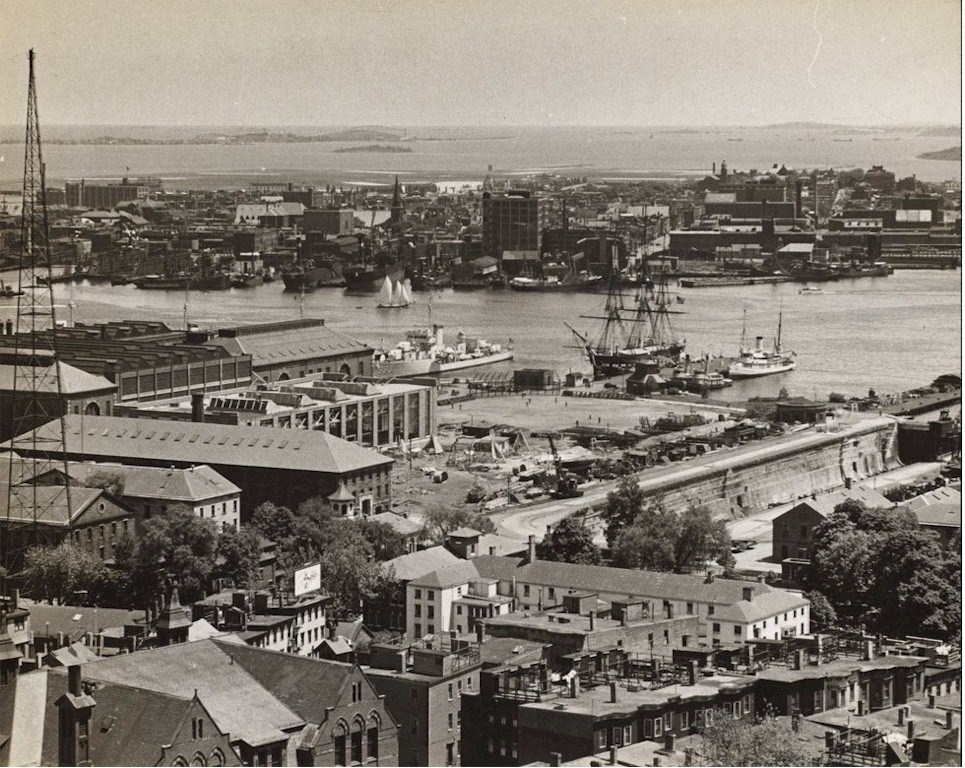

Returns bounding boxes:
[0,0,961,127]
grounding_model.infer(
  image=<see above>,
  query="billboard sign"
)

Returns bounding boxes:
[294,563,322,597]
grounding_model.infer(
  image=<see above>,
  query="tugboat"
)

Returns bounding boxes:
[727,307,796,379]
[344,251,406,292]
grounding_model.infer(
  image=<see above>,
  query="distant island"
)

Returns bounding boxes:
[0,128,406,146]
[917,146,962,161]
[334,144,413,154]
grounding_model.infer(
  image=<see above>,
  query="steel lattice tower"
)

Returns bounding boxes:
[3,50,73,569]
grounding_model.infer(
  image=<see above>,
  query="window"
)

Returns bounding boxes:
[654,717,663,738]
[734,625,742,637]
[448,683,454,701]
[414,604,422,618]
[415,589,422,599]
[411,688,418,702]
[427,590,434,600]
[612,727,622,746]
[707,605,715,615]
[663,629,669,643]
[427,605,435,619]
[456,606,462,615]
[597,731,606,749]
[681,711,689,730]
[427,624,434,634]
[351,730,362,764]
[334,733,347,766]
[664,712,672,731]
[622,725,632,744]
[643,719,653,738]
[414,623,421,637]
[523,585,530,597]
[686,602,694,614]
[713,623,721,633]
[682,635,690,648]
[448,713,454,730]
[467,677,473,690]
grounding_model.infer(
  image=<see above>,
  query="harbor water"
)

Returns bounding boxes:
[1,269,957,402]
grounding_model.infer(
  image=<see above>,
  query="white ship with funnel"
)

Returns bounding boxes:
[373,324,513,377]
[727,307,796,379]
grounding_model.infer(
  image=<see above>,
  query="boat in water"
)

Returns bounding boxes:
[566,254,686,378]
[344,252,406,293]
[230,272,264,289]
[373,324,513,377]
[509,272,602,292]
[281,258,345,291]
[727,308,796,379]
[377,277,414,308]
[672,356,732,392]
[799,285,823,295]
[134,271,230,291]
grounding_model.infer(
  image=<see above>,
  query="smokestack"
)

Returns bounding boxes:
[528,535,536,563]
[620,608,628,627]
[906,719,915,740]
[191,392,205,423]
[946,711,955,730]
[795,180,803,217]
[609,681,617,703]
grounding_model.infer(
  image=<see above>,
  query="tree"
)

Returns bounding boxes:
[673,505,730,573]
[421,507,496,543]
[601,476,647,546]
[609,503,728,574]
[536,515,601,565]
[804,500,961,639]
[249,501,298,543]
[83,470,125,497]
[216,526,262,588]
[21,542,105,604]
[123,505,219,606]
[354,519,408,561]
[803,590,838,630]
[698,711,821,766]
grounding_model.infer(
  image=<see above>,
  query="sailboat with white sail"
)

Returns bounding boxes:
[376,276,414,308]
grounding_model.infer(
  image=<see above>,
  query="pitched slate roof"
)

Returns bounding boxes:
[385,546,460,582]
[26,602,144,642]
[9,415,393,476]
[213,639,356,724]
[368,511,423,537]
[80,639,304,746]
[910,501,962,529]
[0,360,116,396]
[204,319,371,368]
[0,485,115,527]
[408,560,480,589]
[66,462,240,502]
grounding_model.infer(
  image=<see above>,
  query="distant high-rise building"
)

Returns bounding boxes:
[65,177,162,209]
[481,191,550,262]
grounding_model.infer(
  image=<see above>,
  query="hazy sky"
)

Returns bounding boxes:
[0,0,961,127]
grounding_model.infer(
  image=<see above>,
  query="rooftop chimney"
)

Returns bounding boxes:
[528,535,536,563]
[609,681,617,703]
[928,694,936,708]
[68,664,82,696]
[705,571,714,584]
[191,392,205,423]
[550,754,562,767]
[946,711,955,730]
[906,719,915,740]
[898,707,906,725]
[857,700,866,716]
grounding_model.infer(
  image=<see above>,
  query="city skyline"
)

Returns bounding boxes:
[0,0,961,128]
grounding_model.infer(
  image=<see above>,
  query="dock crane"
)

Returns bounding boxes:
[547,434,583,499]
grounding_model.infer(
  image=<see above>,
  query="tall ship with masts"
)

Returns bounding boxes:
[566,248,686,378]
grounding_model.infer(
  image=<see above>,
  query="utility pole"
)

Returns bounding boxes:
[4,50,73,570]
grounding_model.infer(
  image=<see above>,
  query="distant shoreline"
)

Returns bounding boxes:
[917,146,962,161]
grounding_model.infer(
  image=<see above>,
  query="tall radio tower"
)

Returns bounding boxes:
[3,50,73,569]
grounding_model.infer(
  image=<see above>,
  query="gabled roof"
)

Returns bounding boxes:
[80,639,304,747]
[385,546,460,582]
[408,560,480,589]
[368,511,423,537]
[0,360,116,395]
[66,462,240,502]
[204,319,371,367]
[26,602,144,641]
[43,641,100,667]
[714,589,810,624]
[448,527,482,539]
[0,484,116,527]
[910,501,962,529]
[213,639,357,724]
[8,415,393,476]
